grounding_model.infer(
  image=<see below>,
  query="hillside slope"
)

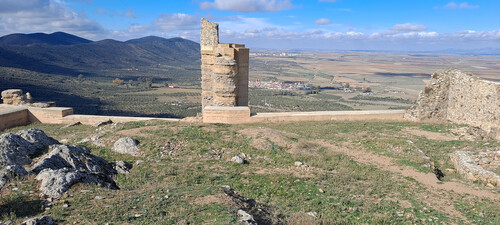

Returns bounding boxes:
[0,32,200,77]
[1,120,499,224]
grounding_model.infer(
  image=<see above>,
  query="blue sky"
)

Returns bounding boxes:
[0,0,499,51]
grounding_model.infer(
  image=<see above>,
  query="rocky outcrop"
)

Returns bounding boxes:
[36,167,118,198]
[19,215,56,225]
[0,128,126,198]
[78,135,105,148]
[112,137,139,156]
[0,129,59,166]
[29,145,115,175]
[0,133,34,166]
[0,165,28,189]
[28,144,119,198]
[406,69,500,140]
[17,128,59,152]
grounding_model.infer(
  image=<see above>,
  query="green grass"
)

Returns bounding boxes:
[1,120,499,224]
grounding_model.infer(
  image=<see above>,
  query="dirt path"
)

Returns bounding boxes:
[316,140,500,222]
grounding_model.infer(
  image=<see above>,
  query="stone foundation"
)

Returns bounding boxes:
[450,151,500,187]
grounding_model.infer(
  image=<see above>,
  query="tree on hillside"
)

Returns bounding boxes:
[112,78,124,85]
[77,74,84,82]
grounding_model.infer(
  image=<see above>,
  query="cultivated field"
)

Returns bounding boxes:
[1,51,499,117]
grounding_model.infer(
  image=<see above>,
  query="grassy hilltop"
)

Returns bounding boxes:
[1,120,499,224]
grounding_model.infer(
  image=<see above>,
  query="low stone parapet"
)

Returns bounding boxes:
[0,107,29,130]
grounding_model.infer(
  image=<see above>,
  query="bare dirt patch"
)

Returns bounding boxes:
[402,127,457,141]
[117,126,163,137]
[238,127,297,150]
[315,140,499,221]
[192,193,234,206]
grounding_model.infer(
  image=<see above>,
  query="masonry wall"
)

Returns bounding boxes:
[200,18,249,108]
[405,69,500,139]
[0,107,29,130]
[447,72,500,139]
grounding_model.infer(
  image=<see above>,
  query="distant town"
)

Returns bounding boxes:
[249,80,313,91]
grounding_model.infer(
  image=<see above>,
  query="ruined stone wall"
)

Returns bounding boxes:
[200,18,249,108]
[406,69,500,139]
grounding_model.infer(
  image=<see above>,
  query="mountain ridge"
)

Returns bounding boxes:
[0,31,201,78]
[0,32,92,46]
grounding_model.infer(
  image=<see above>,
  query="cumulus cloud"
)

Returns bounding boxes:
[459,2,479,9]
[315,18,331,25]
[0,0,105,39]
[444,2,458,9]
[444,2,479,9]
[200,0,293,12]
[95,8,137,18]
[153,13,199,32]
[391,23,427,32]
[118,8,137,18]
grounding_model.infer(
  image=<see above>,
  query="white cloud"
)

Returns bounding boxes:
[95,8,137,18]
[443,2,479,9]
[444,2,458,9]
[459,2,479,9]
[315,18,331,25]
[118,8,137,18]
[391,23,427,32]
[0,0,105,39]
[200,0,293,12]
[153,13,200,32]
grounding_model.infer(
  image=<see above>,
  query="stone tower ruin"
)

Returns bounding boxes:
[200,18,249,108]
[201,18,251,123]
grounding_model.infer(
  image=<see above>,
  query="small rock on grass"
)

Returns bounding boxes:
[231,156,245,164]
[237,209,257,225]
[306,211,318,218]
[61,122,82,129]
[20,215,55,225]
[93,119,113,127]
[113,161,133,174]
[112,137,140,156]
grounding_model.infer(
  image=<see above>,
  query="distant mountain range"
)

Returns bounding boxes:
[0,32,200,77]
[0,32,92,46]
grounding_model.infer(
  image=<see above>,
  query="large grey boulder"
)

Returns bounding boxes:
[0,133,33,166]
[0,129,59,166]
[36,168,118,198]
[112,137,139,156]
[19,215,55,225]
[0,165,28,189]
[16,128,59,152]
[30,144,119,198]
[29,145,115,175]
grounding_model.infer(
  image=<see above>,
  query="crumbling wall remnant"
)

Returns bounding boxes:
[450,151,500,187]
[1,89,34,105]
[200,18,249,108]
[1,89,54,108]
[405,69,500,140]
